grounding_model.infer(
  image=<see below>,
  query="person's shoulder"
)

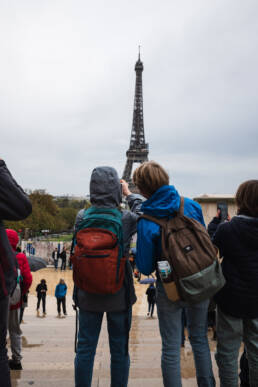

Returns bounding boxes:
[76,208,85,221]
[137,215,161,236]
[184,197,201,210]
[216,219,231,234]
[16,252,28,263]
[183,197,203,218]
[76,208,85,217]
[209,217,221,225]
[16,251,26,258]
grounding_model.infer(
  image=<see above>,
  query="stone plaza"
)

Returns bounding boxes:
[10,269,220,387]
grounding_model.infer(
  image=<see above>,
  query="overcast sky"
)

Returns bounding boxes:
[1,0,257,198]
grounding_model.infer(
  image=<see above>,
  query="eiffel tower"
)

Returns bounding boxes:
[122,51,149,190]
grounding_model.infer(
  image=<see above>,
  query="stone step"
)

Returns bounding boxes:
[10,269,219,386]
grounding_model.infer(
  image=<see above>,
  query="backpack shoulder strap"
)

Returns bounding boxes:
[179,197,184,216]
[138,214,168,228]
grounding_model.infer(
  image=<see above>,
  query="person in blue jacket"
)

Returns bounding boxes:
[123,161,215,387]
[55,279,67,317]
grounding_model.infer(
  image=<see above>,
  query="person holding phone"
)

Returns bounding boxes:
[208,203,230,239]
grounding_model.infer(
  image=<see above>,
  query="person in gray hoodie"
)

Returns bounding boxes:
[73,166,142,387]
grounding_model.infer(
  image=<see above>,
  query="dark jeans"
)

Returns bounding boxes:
[240,348,250,386]
[61,260,66,270]
[37,295,46,313]
[181,308,187,346]
[57,297,66,314]
[0,296,11,387]
[75,308,132,387]
[54,259,58,270]
[148,301,155,317]
[20,307,24,323]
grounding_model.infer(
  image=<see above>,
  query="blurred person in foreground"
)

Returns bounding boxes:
[122,161,215,387]
[213,180,258,387]
[0,159,32,386]
[6,229,32,370]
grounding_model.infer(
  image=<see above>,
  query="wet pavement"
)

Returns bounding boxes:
[10,268,219,386]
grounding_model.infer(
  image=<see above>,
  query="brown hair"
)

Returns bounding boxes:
[236,180,258,217]
[133,161,169,198]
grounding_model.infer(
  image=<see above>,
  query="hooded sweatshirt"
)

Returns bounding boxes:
[213,216,258,319]
[135,185,205,275]
[6,229,32,310]
[73,166,143,312]
[55,282,67,298]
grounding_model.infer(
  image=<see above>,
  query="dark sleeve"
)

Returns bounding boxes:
[126,194,144,239]
[126,194,143,215]
[36,284,39,292]
[0,160,32,220]
[212,223,225,257]
[208,218,220,238]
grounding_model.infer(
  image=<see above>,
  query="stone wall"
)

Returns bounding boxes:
[21,240,71,264]
[199,201,237,226]
[194,195,237,226]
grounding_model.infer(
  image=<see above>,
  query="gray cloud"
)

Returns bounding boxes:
[1,0,257,197]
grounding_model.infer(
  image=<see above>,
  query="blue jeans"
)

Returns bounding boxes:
[75,308,132,387]
[156,282,215,387]
[216,307,258,387]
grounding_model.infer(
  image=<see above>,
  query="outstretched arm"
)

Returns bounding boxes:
[121,179,144,215]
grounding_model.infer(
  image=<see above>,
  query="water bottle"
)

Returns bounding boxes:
[157,261,172,281]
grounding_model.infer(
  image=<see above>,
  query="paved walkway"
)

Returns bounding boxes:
[10,269,219,386]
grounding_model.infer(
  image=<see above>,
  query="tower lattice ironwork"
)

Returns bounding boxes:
[122,52,148,189]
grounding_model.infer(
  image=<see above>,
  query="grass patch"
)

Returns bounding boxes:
[43,234,73,242]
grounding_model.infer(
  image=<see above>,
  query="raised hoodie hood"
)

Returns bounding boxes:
[90,166,122,208]
[141,185,180,217]
[230,216,258,249]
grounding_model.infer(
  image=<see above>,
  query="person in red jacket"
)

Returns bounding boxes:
[6,229,32,370]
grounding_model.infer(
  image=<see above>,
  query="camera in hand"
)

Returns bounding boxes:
[217,202,228,223]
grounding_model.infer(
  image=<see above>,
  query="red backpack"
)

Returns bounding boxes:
[72,207,126,295]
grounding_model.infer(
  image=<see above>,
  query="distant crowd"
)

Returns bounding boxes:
[0,158,258,387]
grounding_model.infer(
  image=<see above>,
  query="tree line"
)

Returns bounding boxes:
[5,190,90,237]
